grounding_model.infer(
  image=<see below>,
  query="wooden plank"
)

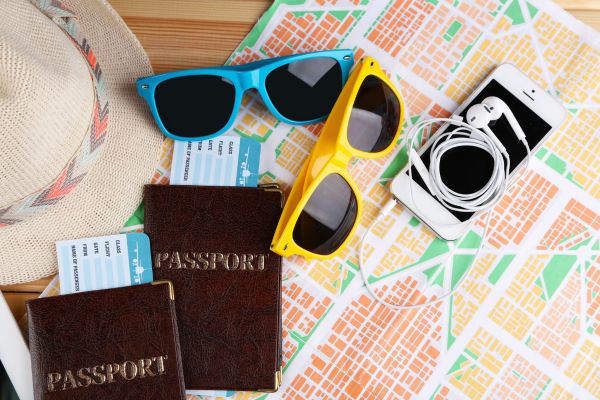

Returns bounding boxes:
[556,0,600,11]
[568,10,600,28]
[0,276,53,294]
[110,0,270,23]
[122,17,259,72]
[2,292,38,321]
[109,0,271,72]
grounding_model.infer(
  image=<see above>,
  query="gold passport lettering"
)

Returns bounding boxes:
[46,355,167,392]
[155,252,266,271]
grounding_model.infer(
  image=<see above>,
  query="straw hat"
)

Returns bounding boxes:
[0,0,163,284]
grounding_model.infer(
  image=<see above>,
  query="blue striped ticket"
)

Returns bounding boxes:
[56,233,153,294]
[170,136,260,187]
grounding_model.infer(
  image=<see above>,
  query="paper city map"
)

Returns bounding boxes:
[41,0,600,398]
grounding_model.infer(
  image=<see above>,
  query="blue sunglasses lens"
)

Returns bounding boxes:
[155,75,236,138]
[265,57,343,122]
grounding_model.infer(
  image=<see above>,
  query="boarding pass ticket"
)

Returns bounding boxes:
[56,233,153,294]
[171,136,260,187]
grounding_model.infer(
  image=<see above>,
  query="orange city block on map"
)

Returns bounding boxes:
[477,170,559,248]
[539,198,600,250]
[265,10,362,55]
[284,289,443,399]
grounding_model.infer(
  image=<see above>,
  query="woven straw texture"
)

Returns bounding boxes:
[0,0,163,284]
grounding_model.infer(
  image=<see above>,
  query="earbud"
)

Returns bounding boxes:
[482,97,526,141]
[466,103,507,155]
[465,104,491,128]
[480,96,504,120]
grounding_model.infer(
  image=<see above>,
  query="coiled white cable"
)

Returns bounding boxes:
[358,116,531,310]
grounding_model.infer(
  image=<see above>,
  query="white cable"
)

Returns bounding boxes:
[408,118,509,219]
[358,202,491,310]
[358,116,531,310]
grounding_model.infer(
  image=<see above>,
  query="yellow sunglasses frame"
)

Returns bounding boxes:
[271,56,405,260]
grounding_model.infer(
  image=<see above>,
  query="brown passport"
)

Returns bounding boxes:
[144,184,283,391]
[27,282,186,400]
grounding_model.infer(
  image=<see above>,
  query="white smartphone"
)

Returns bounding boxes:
[391,63,566,240]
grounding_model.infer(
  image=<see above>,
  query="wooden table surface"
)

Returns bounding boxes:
[1,0,599,321]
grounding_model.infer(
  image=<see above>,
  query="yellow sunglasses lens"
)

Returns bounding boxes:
[347,75,401,153]
[292,173,358,255]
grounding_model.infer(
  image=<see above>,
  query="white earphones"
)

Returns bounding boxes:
[465,103,507,155]
[481,96,526,141]
[358,96,532,310]
[465,96,526,155]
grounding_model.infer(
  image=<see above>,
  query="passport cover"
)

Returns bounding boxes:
[144,184,283,391]
[27,282,186,400]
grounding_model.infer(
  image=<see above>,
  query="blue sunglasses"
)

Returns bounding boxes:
[137,49,354,141]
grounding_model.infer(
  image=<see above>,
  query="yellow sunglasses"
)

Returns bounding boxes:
[271,56,405,259]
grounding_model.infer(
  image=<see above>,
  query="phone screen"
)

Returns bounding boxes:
[409,79,552,222]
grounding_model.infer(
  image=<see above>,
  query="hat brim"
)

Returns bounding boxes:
[0,0,164,284]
